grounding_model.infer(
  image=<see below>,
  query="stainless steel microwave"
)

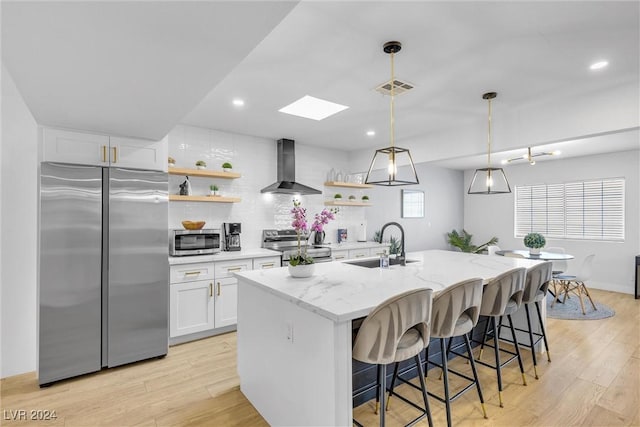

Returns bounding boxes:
[170,229,221,256]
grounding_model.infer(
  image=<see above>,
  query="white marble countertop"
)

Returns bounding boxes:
[316,241,389,250]
[169,248,280,265]
[235,249,545,323]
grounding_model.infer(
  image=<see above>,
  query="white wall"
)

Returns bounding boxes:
[464,149,640,294]
[1,64,39,378]
[363,163,464,251]
[167,125,366,247]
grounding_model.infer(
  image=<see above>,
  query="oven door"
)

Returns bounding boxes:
[171,229,221,256]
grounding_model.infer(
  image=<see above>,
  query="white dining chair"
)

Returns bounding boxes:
[545,247,568,275]
[553,254,597,315]
[487,245,501,256]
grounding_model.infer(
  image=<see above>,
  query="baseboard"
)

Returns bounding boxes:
[586,281,634,296]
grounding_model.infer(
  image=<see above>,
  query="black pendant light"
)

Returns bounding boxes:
[468,92,511,194]
[364,41,419,186]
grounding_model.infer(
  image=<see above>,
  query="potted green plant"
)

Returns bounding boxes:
[361,195,370,202]
[209,184,219,196]
[168,156,176,167]
[523,232,546,255]
[222,162,233,172]
[334,193,342,200]
[195,160,207,170]
[446,229,498,254]
[348,195,356,201]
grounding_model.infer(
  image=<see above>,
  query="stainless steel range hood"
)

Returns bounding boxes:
[260,139,321,195]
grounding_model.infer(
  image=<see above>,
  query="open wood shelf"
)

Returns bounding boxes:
[169,195,241,203]
[168,167,240,179]
[324,200,372,207]
[324,181,373,189]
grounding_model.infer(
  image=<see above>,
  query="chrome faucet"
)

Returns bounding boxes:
[380,222,406,266]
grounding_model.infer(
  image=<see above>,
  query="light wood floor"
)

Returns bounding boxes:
[2,289,638,426]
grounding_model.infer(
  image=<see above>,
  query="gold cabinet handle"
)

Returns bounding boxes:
[184,271,201,276]
[112,147,117,163]
[209,282,213,297]
[227,267,242,272]
[102,145,107,162]
[261,263,274,269]
[217,282,221,296]
[355,254,365,258]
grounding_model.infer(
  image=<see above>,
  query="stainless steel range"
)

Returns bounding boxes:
[262,229,332,265]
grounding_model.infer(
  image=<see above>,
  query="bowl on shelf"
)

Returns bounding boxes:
[182,220,206,230]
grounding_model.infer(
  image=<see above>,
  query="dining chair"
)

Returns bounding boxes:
[352,288,434,427]
[554,254,597,315]
[487,245,501,256]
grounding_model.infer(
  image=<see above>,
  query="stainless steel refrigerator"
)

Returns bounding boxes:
[39,162,168,386]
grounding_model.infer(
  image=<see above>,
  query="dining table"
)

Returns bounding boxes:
[495,249,574,261]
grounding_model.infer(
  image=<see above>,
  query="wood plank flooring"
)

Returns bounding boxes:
[2,289,638,426]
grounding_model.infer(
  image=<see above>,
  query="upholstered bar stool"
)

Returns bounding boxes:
[503,261,553,379]
[473,267,527,408]
[352,288,434,427]
[420,278,488,427]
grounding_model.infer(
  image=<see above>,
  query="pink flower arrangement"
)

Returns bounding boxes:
[290,200,338,265]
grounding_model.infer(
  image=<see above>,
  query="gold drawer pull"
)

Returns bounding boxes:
[209,283,213,297]
[217,282,221,296]
[102,145,107,162]
[112,147,117,163]
[184,271,201,276]
[355,254,365,258]
[227,267,243,272]
[261,263,274,269]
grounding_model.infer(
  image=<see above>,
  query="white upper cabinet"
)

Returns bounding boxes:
[42,127,167,171]
[42,128,110,166]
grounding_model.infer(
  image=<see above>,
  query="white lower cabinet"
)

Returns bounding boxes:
[332,250,349,261]
[214,277,239,328]
[348,248,370,259]
[170,279,215,337]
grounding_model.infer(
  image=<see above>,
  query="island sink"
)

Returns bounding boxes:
[344,258,419,268]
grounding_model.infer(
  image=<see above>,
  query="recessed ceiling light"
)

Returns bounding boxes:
[232,99,245,107]
[366,130,376,136]
[278,95,349,121]
[589,61,609,70]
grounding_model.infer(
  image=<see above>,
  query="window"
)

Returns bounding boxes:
[515,178,625,241]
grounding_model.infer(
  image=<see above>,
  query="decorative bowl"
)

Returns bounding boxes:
[182,220,206,230]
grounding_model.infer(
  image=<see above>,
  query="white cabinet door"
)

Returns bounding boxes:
[370,246,391,257]
[170,279,215,337]
[253,256,281,270]
[214,277,238,328]
[332,250,349,261]
[110,136,167,172]
[42,128,110,166]
[348,248,370,259]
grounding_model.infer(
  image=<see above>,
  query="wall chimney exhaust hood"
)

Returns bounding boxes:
[260,139,321,195]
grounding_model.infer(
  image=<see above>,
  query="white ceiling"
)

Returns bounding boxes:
[2,1,639,167]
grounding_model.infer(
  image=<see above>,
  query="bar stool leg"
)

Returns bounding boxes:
[506,314,527,386]
[534,301,551,362]
[385,362,400,410]
[478,317,491,360]
[463,333,488,419]
[523,304,539,379]
[375,365,381,414]
[378,364,386,427]
[415,353,434,427]
[438,337,454,380]
[440,338,453,427]
[490,317,505,408]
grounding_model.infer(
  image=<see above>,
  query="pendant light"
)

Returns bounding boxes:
[467,92,511,194]
[364,41,419,186]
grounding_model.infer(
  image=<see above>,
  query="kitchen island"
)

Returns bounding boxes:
[234,250,544,426]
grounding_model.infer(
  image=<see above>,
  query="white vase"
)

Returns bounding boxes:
[288,263,315,278]
[223,168,232,173]
[529,248,541,255]
[196,165,206,170]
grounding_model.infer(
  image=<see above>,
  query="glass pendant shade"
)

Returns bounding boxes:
[467,167,511,194]
[468,91,511,194]
[365,41,419,187]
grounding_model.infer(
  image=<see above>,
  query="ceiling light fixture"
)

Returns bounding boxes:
[278,95,349,121]
[589,60,609,70]
[232,99,245,107]
[468,92,511,194]
[364,41,419,186]
[366,130,376,137]
[501,147,562,165]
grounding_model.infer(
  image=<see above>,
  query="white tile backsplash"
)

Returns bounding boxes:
[168,125,367,249]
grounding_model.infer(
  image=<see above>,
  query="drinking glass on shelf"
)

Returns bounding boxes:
[327,168,336,182]
[335,171,343,182]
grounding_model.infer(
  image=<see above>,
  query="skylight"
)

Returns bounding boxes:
[278,95,349,121]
